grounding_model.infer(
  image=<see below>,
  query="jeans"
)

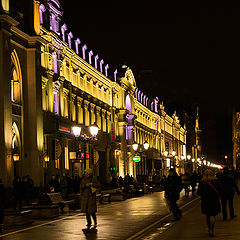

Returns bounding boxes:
[86,212,97,227]
[221,195,234,219]
[169,199,182,220]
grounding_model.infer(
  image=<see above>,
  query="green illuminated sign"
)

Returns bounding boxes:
[133,156,141,162]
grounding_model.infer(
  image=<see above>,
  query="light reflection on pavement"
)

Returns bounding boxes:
[1,191,197,240]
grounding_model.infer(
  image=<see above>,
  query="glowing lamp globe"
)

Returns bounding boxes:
[143,141,149,150]
[72,126,81,137]
[132,142,138,151]
[89,122,99,137]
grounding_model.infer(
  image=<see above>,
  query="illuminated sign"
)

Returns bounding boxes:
[58,124,70,134]
[133,156,141,162]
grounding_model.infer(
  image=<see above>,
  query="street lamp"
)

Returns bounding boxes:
[143,141,149,150]
[89,122,99,137]
[72,126,81,137]
[72,123,99,171]
[187,155,191,161]
[132,142,138,151]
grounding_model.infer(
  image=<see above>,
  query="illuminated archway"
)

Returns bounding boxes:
[11,50,22,104]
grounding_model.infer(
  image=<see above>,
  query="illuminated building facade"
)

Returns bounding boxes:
[233,108,240,169]
[0,0,186,186]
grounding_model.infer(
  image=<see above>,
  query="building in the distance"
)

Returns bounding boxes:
[233,107,240,169]
[0,0,187,187]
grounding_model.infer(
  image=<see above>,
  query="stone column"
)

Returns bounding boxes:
[0,19,13,186]
[83,100,90,126]
[89,103,95,125]
[102,109,107,132]
[22,45,44,186]
[106,111,111,133]
[77,96,83,124]
[95,106,101,130]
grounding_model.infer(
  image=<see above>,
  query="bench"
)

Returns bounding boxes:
[47,192,75,212]
[96,193,111,204]
[31,205,60,218]
[4,209,33,226]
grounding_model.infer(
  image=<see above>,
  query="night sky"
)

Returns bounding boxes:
[60,3,240,162]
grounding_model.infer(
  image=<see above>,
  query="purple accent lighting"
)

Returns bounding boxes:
[75,38,81,54]
[82,45,87,60]
[39,4,46,24]
[88,50,93,65]
[143,95,146,105]
[126,94,131,113]
[52,52,58,73]
[100,59,104,73]
[68,32,73,48]
[138,90,141,101]
[54,91,59,114]
[61,24,67,42]
[105,64,109,77]
[114,69,118,82]
[94,55,99,69]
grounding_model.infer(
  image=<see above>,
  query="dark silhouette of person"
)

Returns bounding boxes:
[0,179,5,233]
[164,169,183,221]
[47,175,61,193]
[218,167,240,220]
[197,169,221,237]
[12,176,23,210]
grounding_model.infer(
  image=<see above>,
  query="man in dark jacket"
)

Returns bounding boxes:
[219,167,240,220]
[164,169,183,221]
[0,179,5,233]
[47,175,61,193]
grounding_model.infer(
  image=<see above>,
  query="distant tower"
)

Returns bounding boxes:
[194,107,202,160]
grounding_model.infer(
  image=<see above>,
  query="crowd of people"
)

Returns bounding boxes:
[163,167,240,238]
[0,166,240,234]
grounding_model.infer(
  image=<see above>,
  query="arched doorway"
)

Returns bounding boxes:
[12,122,21,177]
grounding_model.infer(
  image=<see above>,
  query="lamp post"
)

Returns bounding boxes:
[72,122,99,171]
[132,140,149,176]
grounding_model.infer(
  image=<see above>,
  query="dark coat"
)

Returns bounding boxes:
[219,173,239,197]
[80,176,101,214]
[164,174,183,201]
[197,180,221,216]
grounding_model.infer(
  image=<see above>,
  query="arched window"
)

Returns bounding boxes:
[126,94,131,113]
[11,50,22,104]
[39,4,46,24]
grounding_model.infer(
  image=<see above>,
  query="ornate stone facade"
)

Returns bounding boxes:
[0,0,186,186]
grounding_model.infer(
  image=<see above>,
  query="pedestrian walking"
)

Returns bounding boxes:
[181,172,191,196]
[26,175,34,203]
[197,169,221,237]
[190,171,198,194]
[12,176,23,210]
[80,168,101,230]
[164,169,183,221]
[218,167,240,220]
[22,176,31,206]
[0,179,5,233]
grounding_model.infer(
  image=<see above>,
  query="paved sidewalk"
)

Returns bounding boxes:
[0,191,196,240]
[158,194,240,240]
